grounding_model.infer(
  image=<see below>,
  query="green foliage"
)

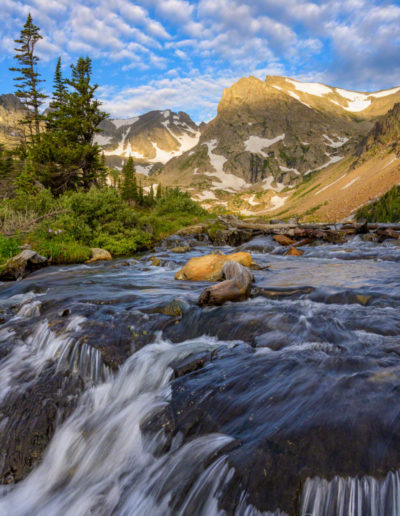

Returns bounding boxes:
[0,235,21,263]
[156,187,206,216]
[30,235,92,264]
[30,56,108,194]
[0,145,14,177]
[121,157,138,202]
[356,185,400,222]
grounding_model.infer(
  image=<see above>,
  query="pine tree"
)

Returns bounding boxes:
[156,183,162,200]
[121,157,138,202]
[62,57,108,188]
[138,184,144,205]
[148,185,155,206]
[9,13,47,140]
[29,56,108,193]
[46,57,67,131]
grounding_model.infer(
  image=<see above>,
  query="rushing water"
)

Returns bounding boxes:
[0,234,399,515]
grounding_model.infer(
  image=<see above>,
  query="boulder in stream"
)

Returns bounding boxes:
[0,250,48,281]
[175,252,253,282]
[85,248,112,263]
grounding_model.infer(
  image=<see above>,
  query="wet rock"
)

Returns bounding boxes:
[0,367,83,484]
[355,294,372,306]
[269,219,286,224]
[199,261,254,306]
[140,406,176,456]
[211,229,254,247]
[170,245,190,253]
[376,228,400,242]
[362,233,378,242]
[293,238,312,247]
[285,247,304,256]
[356,220,369,234]
[158,299,189,318]
[0,250,48,281]
[85,248,112,263]
[176,224,208,237]
[273,235,296,246]
[171,350,216,378]
[161,234,195,249]
[253,286,314,299]
[149,256,162,266]
[175,252,253,282]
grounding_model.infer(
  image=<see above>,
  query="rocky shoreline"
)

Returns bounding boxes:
[1,216,399,283]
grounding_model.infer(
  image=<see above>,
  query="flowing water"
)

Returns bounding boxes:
[0,234,399,515]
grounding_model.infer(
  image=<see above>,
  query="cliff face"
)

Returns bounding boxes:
[156,75,400,195]
[360,103,400,156]
[0,94,28,147]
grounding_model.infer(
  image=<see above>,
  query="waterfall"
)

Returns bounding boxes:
[0,335,280,516]
[0,315,110,403]
[301,471,400,516]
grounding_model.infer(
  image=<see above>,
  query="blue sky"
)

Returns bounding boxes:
[1,0,400,122]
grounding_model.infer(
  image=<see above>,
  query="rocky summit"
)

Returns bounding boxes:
[95,109,200,174]
[154,76,400,207]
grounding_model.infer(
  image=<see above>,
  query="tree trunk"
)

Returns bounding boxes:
[199,261,253,306]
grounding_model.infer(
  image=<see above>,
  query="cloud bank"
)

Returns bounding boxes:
[1,0,399,121]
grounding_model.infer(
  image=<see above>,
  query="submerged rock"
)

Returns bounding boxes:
[0,250,48,281]
[86,248,112,263]
[175,252,253,282]
[0,367,83,483]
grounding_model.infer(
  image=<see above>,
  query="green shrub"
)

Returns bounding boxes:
[155,188,206,217]
[27,235,91,264]
[356,185,400,222]
[0,235,21,263]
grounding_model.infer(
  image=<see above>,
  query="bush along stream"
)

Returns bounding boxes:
[0,227,400,516]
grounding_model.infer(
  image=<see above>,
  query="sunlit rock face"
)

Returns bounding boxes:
[155,76,400,205]
[0,94,27,147]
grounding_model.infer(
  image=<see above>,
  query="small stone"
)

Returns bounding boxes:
[356,294,371,306]
[273,235,296,246]
[285,247,304,256]
[149,256,162,266]
[170,246,190,253]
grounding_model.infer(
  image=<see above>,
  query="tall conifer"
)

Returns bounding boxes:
[121,157,138,202]
[9,13,47,140]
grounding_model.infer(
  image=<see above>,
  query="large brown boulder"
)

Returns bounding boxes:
[175,252,253,281]
[0,250,48,281]
[85,248,112,263]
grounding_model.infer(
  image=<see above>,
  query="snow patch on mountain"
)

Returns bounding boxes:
[323,134,349,148]
[335,89,372,112]
[370,87,400,98]
[244,134,285,157]
[286,79,333,97]
[112,118,139,129]
[204,140,250,191]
